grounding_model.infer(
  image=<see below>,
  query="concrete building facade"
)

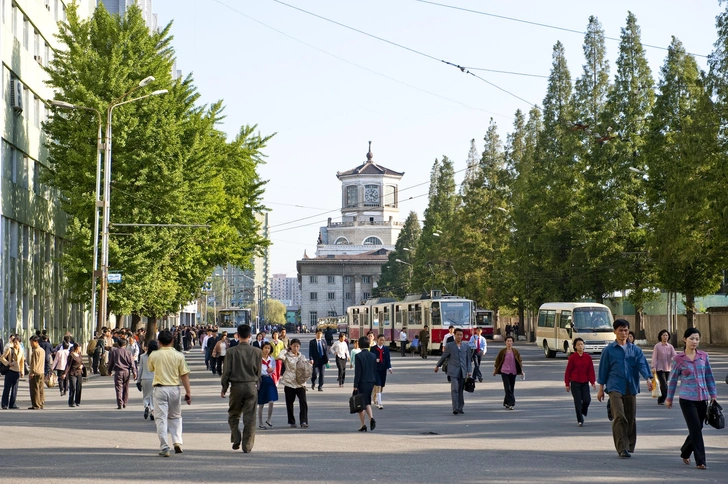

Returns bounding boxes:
[99,0,157,30]
[270,273,301,308]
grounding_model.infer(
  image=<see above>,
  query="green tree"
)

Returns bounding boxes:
[645,37,722,328]
[264,299,287,325]
[375,211,421,298]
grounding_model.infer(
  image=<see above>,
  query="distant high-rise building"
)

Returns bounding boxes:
[270,274,301,308]
[99,0,157,30]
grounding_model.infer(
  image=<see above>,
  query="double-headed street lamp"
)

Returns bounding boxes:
[395,259,413,292]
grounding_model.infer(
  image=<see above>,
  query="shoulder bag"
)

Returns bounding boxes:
[349,391,365,414]
[706,400,725,430]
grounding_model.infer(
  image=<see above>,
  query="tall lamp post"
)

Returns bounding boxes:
[97,77,167,330]
[395,259,413,293]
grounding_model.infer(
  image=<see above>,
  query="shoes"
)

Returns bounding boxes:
[76,403,80,407]
[453,410,458,415]
[290,424,297,428]
[1,406,7,410]
[311,383,315,390]
[117,405,122,409]
[358,425,368,432]
[258,425,267,430]
[122,404,126,409]
[318,388,323,392]
[682,458,690,465]
[696,464,707,470]
[478,378,483,383]
[27,407,38,410]
[370,418,376,431]
[232,441,241,450]
[301,423,308,428]
[150,414,154,421]
[159,448,171,457]
[69,404,75,408]
[658,401,665,405]
[619,450,631,458]
[9,406,19,409]
[377,405,383,410]
[144,407,150,420]
[578,422,583,427]
[504,405,513,410]
[265,421,273,428]
[173,444,183,454]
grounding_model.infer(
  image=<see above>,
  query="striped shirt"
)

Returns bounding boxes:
[666,351,718,402]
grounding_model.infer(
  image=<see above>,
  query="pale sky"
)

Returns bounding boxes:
[154,0,723,276]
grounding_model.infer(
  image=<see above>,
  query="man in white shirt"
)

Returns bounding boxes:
[330,333,350,387]
[468,327,487,382]
[399,327,409,357]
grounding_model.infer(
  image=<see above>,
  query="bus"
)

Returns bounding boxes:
[317,316,347,335]
[475,309,494,339]
[536,302,615,358]
[216,308,252,329]
[346,293,475,353]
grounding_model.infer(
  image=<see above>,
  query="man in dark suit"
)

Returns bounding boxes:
[435,328,472,415]
[371,334,393,409]
[308,329,329,391]
[353,336,377,431]
[221,324,261,453]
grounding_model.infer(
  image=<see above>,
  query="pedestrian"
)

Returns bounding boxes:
[1,335,24,409]
[94,333,106,375]
[419,326,430,359]
[38,334,53,377]
[371,335,393,410]
[628,331,636,344]
[353,336,377,432]
[366,331,376,348]
[410,335,419,356]
[399,327,408,357]
[435,328,472,415]
[257,341,278,430]
[308,329,328,391]
[202,329,216,371]
[107,338,137,409]
[137,340,159,421]
[270,331,285,377]
[63,343,84,407]
[493,335,524,410]
[221,324,261,453]
[468,327,487,382]
[331,333,350,387]
[28,336,46,410]
[350,338,362,369]
[252,332,265,349]
[440,325,455,352]
[665,328,718,470]
[148,330,191,457]
[596,319,653,459]
[212,332,230,376]
[505,323,512,339]
[564,337,596,426]
[52,341,71,397]
[280,338,309,428]
[651,329,677,406]
[279,328,290,349]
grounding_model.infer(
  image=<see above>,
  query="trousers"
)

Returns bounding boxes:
[608,391,637,454]
[284,386,308,425]
[472,351,483,380]
[29,374,44,409]
[141,378,154,411]
[311,362,326,389]
[450,375,465,412]
[1,370,20,408]
[68,374,82,406]
[153,386,183,450]
[679,398,708,466]
[227,382,258,452]
[570,381,591,423]
[656,371,668,405]
[501,373,516,407]
[113,370,131,407]
[335,357,347,385]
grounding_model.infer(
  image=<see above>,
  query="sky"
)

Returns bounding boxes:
[153,0,724,276]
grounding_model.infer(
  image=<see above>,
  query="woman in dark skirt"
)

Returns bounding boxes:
[353,336,377,432]
[258,342,278,429]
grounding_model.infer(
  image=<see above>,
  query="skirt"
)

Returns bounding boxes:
[357,382,374,407]
[258,375,279,405]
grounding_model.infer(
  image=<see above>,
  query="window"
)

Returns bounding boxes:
[1,0,5,24]
[309,275,317,283]
[363,236,382,245]
[334,237,349,245]
[54,0,59,23]
[44,43,50,66]
[346,185,358,207]
[23,16,28,50]
[309,311,318,326]
[559,311,571,329]
[362,276,371,284]
[363,292,370,300]
[384,185,397,207]
[345,292,351,300]
[327,311,337,317]
[327,276,335,284]
[537,310,556,328]
[344,276,352,283]
[34,97,39,127]
[309,292,317,301]
[34,30,39,59]
[327,292,335,300]
[11,3,17,36]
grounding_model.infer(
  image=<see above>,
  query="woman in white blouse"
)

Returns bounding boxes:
[258,342,278,429]
[52,342,71,396]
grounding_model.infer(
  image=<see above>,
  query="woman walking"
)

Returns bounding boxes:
[212,332,230,376]
[1,335,25,409]
[652,329,677,405]
[353,336,376,432]
[52,341,71,397]
[64,343,85,407]
[137,340,158,420]
[665,328,718,470]
[280,339,309,428]
[270,331,285,377]
[493,336,524,410]
[258,342,278,429]
[564,338,596,426]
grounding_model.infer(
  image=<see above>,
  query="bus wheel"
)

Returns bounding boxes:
[543,341,556,358]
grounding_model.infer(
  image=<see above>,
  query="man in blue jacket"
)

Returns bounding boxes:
[597,319,653,458]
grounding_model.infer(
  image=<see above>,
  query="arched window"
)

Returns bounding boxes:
[363,236,383,245]
[334,237,349,245]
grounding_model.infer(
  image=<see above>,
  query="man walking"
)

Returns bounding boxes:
[148,330,191,457]
[221,324,261,453]
[308,329,328,391]
[419,326,430,359]
[597,319,652,458]
[399,327,408,357]
[107,338,137,409]
[330,333,350,387]
[28,336,45,410]
[435,328,471,415]
[468,327,487,382]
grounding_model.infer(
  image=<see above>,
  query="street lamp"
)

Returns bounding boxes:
[98,79,167,329]
[395,259,413,292]
[50,100,103,336]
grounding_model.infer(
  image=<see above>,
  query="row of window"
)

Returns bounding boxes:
[308,275,371,284]
[2,140,54,200]
[308,311,339,325]
[5,0,63,66]
[309,291,370,301]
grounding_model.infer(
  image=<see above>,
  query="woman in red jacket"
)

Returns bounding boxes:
[564,338,596,427]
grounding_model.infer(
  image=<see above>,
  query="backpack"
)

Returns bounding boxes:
[295,357,313,385]
[86,339,97,356]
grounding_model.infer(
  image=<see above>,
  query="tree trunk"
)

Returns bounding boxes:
[145,315,158,343]
[685,291,696,329]
[635,305,644,341]
[596,294,604,304]
[131,313,142,331]
[517,300,526,342]
[115,313,124,329]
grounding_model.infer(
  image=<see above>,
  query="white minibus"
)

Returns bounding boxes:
[536,302,615,358]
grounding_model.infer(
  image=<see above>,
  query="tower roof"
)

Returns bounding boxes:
[337,142,404,179]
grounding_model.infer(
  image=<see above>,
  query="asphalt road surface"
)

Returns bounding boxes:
[1,337,727,483]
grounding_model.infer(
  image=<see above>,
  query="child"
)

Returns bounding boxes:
[350,338,362,369]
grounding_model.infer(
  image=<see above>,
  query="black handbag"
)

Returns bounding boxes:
[706,400,725,430]
[464,377,475,393]
[349,391,365,414]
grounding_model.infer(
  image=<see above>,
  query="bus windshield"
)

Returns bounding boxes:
[441,301,472,327]
[572,308,613,332]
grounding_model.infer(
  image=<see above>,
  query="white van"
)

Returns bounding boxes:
[536,302,615,358]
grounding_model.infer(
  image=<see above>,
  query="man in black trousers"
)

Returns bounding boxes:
[308,329,328,391]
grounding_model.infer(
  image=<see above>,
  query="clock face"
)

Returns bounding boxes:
[364,186,379,203]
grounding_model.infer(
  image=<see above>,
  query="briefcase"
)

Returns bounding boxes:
[349,392,365,414]
[464,377,475,393]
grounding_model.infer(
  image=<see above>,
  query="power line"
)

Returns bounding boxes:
[268,0,534,106]
[416,0,709,59]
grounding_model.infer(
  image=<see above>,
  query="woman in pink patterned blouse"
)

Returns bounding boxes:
[651,329,677,405]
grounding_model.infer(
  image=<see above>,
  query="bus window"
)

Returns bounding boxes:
[538,310,556,328]
[573,308,612,332]
[559,311,571,328]
[441,301,471,327]
[412,305,422,326]
[431,302,442,326]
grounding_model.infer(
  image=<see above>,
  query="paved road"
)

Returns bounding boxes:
[1,338,727,483]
